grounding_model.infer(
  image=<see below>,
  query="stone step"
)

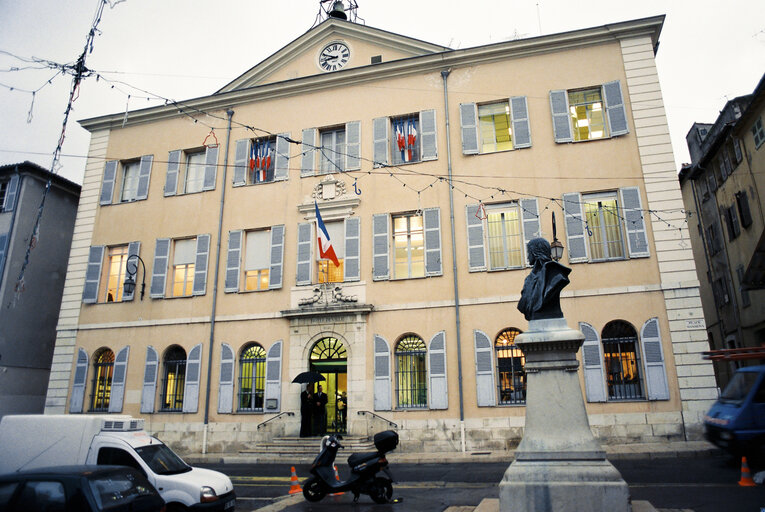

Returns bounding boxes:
[240,435,375,456]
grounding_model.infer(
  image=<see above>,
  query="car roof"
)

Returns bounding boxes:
[0,465,136,479]
[737,365,765,373]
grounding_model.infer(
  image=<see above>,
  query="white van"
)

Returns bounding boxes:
[0,415,235,511]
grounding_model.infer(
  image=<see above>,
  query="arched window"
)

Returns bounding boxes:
[90,348,114,412]
[161,345,187,411]
[602,321,644,400]
[496,329,525,405]
[395,335,427,409]
[238,343,267,412]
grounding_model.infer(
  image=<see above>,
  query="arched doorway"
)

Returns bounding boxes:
[310,337,347,434]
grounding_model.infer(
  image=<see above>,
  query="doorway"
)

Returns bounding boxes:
[310,337,347,434]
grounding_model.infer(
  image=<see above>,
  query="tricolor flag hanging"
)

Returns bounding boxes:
[406,119,417,162]
[248,141,257,173]
[256,142,271,183]
[395,120,407,161]
[314,200,340,267]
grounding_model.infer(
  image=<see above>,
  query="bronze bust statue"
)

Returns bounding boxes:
[517,238,571,321]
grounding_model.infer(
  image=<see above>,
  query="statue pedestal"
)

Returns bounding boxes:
[499,318,630,512]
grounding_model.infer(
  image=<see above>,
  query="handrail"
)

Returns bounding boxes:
[256,411,295,430]
[357,410,398,429]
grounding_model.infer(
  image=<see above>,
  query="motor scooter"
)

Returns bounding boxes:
[303,430,398,503]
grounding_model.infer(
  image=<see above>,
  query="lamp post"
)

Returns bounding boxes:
[551,212,564,262]
[123,254,146,301]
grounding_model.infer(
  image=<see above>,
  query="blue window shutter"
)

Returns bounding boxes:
[218,343,235,414]
[122,241,141,302]
[603,80,629,137]
[269,225,285,290]
[301,129,316,177]
[511,96,532,148]
[224,230,242,293]
[474,330,496,407]
[233,139,248,186]
[82,246,104,304]
[619,187,650,258]
[100,161,118,205]
[346,121,361,170]
[420,109,438,161]
[264,341,282,412]
[69,348,89,413]
[344,217,360,282]
[641,318,669,401]
[459,103,479,155]
[520,198,540,266]
[274,133,290,181]
[150,238,170,298]
[373,117,389,167]
[135,155,153,200]
[372,214,390,280]
[202,146,218,191]
[428,331,448,410]
[423,207,442,276]
[0,233,8,283]
[140,346,159,413]
[466,205,486,271]
[192,234,210,296]
[182,343,203,413]
[374,335,392,411]
[108,346,130,413]
[3,174,19,212]
[296,222,313,286]
[562,193,588,263]
[164,150,181,196]
[579,322,607,403]
[550,90,573,143]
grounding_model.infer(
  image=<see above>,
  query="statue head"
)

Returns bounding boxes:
[526,237,552,266]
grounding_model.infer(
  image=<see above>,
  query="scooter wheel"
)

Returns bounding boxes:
[370,477,393,504]
[303,476,327,502]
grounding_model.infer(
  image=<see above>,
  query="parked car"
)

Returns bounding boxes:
[0,465,165,512]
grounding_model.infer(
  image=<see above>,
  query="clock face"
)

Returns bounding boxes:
[319,42,350,72]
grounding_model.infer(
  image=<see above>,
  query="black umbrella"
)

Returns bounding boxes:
[292,371,326,384]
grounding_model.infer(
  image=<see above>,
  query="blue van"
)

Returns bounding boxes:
[704,365,765,455]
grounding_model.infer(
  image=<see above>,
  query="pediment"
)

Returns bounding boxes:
[217,18,450,93]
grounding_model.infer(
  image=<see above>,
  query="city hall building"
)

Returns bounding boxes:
[44,9,716,454]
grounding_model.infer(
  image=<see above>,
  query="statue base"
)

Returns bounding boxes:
[498,318,630,512]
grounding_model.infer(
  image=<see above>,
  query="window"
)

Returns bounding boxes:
[301,122,360,177]
[583,193,625,261]
[100,156,153,205]
[737,190,753,228]
[479,102,513,152]
[724,204,741,241]
[102,245,128,302]
[706,223,722,255]
[752,117,764,149]
[0,181,7,210]
[737,266,751,308]
[550,81,628,143]
[373,111,437,167]
[395,335,427,409]
[393,213,424,279]
[320,127,346,173]
[713,277,731,307]
[602,321,644,401]
[238,343,266,412]
[248,137,276,184]
[391,114,420,165]
[160,346,186,412]
[707,173,717,193]
[120,161,141,202]
[460,97,531,154]
[183,150,206,193]
[14,481,66,510]
[486,203,524,270]
[164,147,218,196]
[569,88,608,141]
[172,239,196,297]
[90,348,115,412]
[83,243,141,304]
[317,221,344,283]
[244,230,270,291]
[496,329,525,405]
[225,227,284,292]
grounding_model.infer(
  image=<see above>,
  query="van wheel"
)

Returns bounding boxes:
[302,476,327,502]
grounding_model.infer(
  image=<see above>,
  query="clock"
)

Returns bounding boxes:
[319,42,350,72]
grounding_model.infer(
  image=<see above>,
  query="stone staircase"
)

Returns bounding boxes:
[238,435,376,462]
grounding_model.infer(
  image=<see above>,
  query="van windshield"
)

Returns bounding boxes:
[134,443,191,475]
[720,372,759,404]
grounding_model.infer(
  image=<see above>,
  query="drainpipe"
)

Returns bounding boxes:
[202,109,234,454]
[441,69,466,453]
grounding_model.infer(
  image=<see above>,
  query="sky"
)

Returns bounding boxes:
[0,0,763,185]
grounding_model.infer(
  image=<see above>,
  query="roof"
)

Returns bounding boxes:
[0,161,81,195]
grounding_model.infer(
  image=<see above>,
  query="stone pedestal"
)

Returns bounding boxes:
[499,318,630,512]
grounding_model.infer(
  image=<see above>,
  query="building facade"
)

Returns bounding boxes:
[679,73,765,387]
[1,162,80,417]
[45,14,717,453]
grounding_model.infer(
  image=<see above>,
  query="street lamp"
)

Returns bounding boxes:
[551,211,564,262]
[123,254,146,301]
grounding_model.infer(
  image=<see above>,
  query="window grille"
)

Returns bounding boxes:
[495,329,525,405]
[90,349,115,412]
[161,346,187,411]
[395,336,427,409]
[602,321,644,401]
[238,344,266,411]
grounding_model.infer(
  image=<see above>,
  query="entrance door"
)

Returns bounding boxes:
[310,337,347,434]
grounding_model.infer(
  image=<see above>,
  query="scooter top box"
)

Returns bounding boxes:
[373,430,399,453]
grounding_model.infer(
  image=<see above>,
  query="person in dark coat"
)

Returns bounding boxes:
[313,385,328,436]
[300,386,314,437]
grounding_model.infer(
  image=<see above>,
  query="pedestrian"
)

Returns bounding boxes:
[300,385,313,437]
[313,384,328,436]
[337,391,347,430]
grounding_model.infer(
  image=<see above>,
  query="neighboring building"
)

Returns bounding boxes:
[0,162,80,417]
[679,73,765,388]
[45,11,717,454]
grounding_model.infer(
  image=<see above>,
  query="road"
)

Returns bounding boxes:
[199,454,765,511]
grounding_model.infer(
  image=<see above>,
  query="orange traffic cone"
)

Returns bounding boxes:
[288,466,302,494]
[329,464,345,496]
[738,457,756,487]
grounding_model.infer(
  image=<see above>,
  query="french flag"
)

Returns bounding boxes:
[315,201,340,267]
